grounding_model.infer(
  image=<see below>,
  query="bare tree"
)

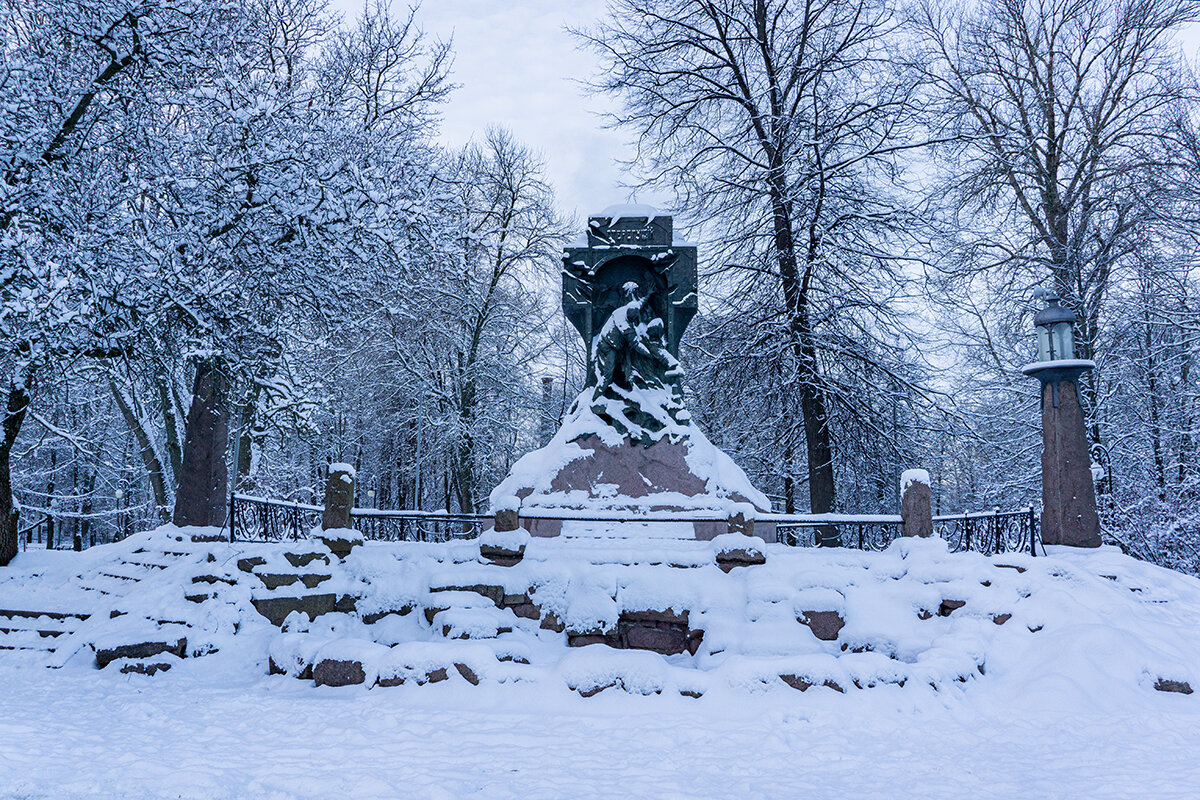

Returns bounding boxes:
[913,0,1199,436]
[577,0,929,538]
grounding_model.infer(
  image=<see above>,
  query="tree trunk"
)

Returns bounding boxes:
[0,385,31,567]
[155,372,184,483]
[234,395,258,491]
[768,178,839,544]
[110,378,170,518]
[173,358,230,528]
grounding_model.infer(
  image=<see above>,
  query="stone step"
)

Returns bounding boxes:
[0,625,67,638]
[95,635,188,669]
[121,559,172,571]
[254,572,332,591]
[0,629,60,651]
[251,594,357,627]
[0,609,90,622]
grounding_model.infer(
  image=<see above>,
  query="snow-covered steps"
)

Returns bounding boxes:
[4,524,1200,702]
[0,610,90,653]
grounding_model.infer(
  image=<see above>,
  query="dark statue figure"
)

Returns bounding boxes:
[561,208,698,444]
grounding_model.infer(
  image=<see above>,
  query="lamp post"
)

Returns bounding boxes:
[1021,291,1102,548]
[367,489,376,509]
[114,489,124,543]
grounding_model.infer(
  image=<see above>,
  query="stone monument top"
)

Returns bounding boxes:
[562,205,697,363]
[562,206,699,444]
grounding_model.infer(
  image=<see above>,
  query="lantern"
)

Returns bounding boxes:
[1033,292,1076,362]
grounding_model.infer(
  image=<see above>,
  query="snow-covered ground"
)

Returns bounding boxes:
[3,536,1200,799]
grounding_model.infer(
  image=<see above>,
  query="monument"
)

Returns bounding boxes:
[490,205,774,540]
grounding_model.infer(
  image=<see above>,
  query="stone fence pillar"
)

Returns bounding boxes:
[900,469,933,538]
[319,463,363,559]
[322,463,355,531]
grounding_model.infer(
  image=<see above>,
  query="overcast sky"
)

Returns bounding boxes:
[330,0,647,230]
[330,1,1200,233]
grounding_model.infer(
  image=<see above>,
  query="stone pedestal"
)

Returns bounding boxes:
[493,432,775,542]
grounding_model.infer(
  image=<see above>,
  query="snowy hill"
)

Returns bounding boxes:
[2,528,1199,798]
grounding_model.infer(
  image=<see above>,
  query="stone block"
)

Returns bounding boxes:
[540,611,565,633]
[256,573,300,590]
[509,603,541,620]
[431,584,505,607]
[992,613,1012,625]
[284,551,330,568]
[621,608,689,626]
[313,658,365,687]
[322,465,354,531]
[780,674,812,691]
[568,633,618,648]
[716,549,766,572]
[237,557,266,573]
[1154,678,1193,695]
[454,663,480,685]
[493,509,519,533]
[798,610,844,641]
[728,511,754,537]
[621,623,689,655]
[251,594,338,627]
[252,572,333,591]
[191,574,236,586]
[938,599,966,617]
[362,607,412,624]
[900,470,933,538]
[119,661,173,676]
[318,533,362,560]
[577,681,618,698]
[96,638,187,669]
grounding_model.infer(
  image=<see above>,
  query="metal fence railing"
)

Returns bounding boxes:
[771,508,1038,556]
[933,507,1040,557]
[228,494,1039,555]
[228,494,487,543]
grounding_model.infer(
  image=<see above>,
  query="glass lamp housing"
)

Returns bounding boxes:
[1051,320,1075,360]
[1033,294,1077,362]
[1037,326,1052,361]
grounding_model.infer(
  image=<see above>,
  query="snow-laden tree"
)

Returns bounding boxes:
[0,0,213,564]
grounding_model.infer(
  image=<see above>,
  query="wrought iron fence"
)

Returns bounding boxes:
[773,507,1039,556]
[228,493,1039,555]
[773,517,903,551]
[933,507,1039,556]
[229,494,486,543]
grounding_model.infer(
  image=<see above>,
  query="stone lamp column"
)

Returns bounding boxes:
[1020,293,1101,548]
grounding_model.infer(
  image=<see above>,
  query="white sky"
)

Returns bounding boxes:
[331,0,650,229]
[329,1,1200,233]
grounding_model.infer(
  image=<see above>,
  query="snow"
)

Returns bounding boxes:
[901,468,930,494]
[3,528,1200,797]
[1020,359,1097,375]
[595,203,663,220]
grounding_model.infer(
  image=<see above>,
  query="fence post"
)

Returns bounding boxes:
[900,469,933,538]
[228,492,236,542]
[320,463,361,559]
[1029,506,1037,557]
